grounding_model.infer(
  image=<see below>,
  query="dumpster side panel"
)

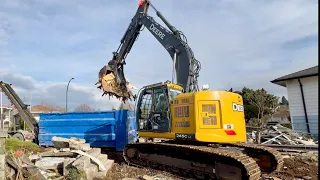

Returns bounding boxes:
[38,111,119,148]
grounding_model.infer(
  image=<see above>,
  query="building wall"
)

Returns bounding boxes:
[1,108,13,131]
[286,76,318,139]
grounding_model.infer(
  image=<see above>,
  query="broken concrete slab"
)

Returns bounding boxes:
[72,155,91,170]
[70,143,91,151]
[96,154,108,165]
[71,150,106,171]
[70,137,86,144]
[83,163,99,180]
[63,158,76,176]
[52,136,70,148]
[34,157,66,170]
[87,148,101,158]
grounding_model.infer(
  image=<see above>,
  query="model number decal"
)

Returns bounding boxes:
[175,133,195,140]
[232,103,244,112]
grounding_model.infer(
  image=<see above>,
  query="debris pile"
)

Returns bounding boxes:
[6,136,114,180]
[95,64,137,102]
[247,123,317,145]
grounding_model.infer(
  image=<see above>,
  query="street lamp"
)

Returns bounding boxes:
[66,77,75,112]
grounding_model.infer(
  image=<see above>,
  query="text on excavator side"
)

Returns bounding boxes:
[150,24,165,40]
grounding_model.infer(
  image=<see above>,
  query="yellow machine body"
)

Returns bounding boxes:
[136,82,247,143]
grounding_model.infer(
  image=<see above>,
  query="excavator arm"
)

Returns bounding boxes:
[0,81,39,144]
[96,0,201,101]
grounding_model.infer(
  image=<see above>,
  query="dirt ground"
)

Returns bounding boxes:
[265,152,318,180]
[102,150,180,180]
[103,150,318,180]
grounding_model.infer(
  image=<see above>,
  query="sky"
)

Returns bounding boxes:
[0,0,318,111]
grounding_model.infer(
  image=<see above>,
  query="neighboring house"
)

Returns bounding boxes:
[29,105,62,122]
[0,105,13,131]
[271,65,318,140]
[13,105,63,130]
[271,105,291,124]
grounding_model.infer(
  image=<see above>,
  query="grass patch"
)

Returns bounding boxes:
[5,138,39,154]
[65,167,87,180]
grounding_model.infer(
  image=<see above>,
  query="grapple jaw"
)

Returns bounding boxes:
[96,60,136,102]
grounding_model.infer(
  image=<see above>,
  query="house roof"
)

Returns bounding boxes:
[271,65,318,87]
[0,105,13,109]
[30,105,61,112]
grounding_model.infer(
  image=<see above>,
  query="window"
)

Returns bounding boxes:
[168,88,182,100]
[154,87,168,112]
[140,89,152,119]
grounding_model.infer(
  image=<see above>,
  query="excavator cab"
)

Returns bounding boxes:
[136,81,183,133]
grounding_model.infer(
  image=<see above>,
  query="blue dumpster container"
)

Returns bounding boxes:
[38,110,137,151]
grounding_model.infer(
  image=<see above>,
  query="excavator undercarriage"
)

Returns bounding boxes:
[123,141,284,180]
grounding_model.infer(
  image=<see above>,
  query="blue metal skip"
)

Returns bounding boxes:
[38,110,137,151]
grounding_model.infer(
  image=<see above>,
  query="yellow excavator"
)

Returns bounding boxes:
[96,0,283,179]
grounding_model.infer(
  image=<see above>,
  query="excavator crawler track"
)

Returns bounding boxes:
[222,143,284,172]
[124,142,262,180]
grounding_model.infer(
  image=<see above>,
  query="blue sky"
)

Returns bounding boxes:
[0,0,318,110]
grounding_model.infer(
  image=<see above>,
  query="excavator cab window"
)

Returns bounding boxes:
[168,88,182,100]
[137,85,171,132]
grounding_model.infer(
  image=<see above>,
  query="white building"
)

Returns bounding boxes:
[0,105,13,131]
[271,65,318,140]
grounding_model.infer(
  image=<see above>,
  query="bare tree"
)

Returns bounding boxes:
[74,104,95,112]
[118,102,134,111]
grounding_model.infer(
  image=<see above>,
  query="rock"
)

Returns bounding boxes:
[122,178,140,180]
[302,176,312,180]
[52,136,70,148]
[70,143,91,151]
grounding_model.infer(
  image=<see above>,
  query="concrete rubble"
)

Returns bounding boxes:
[6,136,114,180]
[247,122,317,145]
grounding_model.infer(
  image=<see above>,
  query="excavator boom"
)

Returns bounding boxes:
[96,1,284,179]
[96,0,200,101]
[0,81,39,144]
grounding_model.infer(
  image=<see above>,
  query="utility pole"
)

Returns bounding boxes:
[66,77,75,112]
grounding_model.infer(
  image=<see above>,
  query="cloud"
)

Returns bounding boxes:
[0,0,318,109]
[0,71,121,110]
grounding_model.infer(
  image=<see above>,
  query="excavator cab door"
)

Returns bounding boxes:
[136,85,171,132]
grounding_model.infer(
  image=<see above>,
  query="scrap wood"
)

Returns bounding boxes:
[70,150,107,171]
